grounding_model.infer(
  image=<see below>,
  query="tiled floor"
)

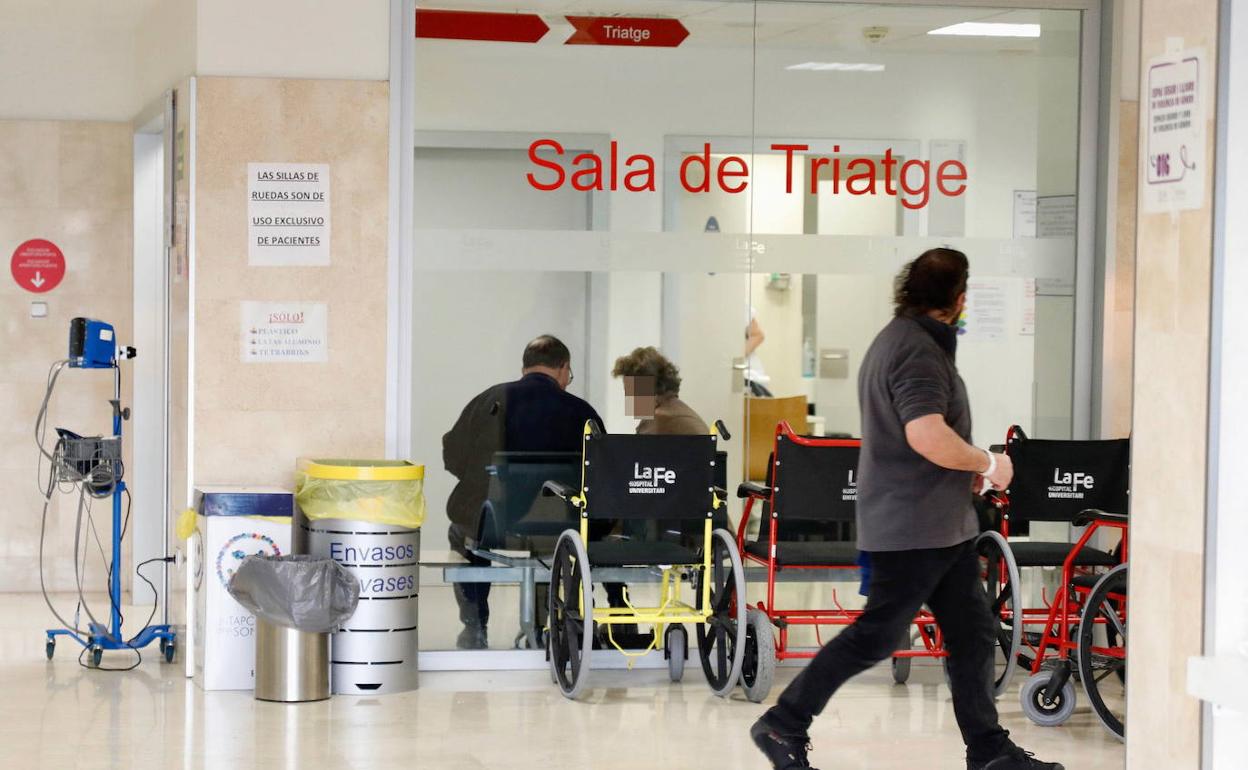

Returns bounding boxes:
[1,594,1125,770]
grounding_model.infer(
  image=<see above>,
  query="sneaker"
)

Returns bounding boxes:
[969,746,1065,770]
[456,625,488,650]
[750,719,819,770]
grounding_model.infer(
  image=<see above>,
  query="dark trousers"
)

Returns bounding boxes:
[448,523,492,628]
[765,538,1012,763]
[448,522,627,632]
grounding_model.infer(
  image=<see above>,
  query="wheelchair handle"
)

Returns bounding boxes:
[1073,508,1128,527]
[542,480,576,501]
[587,419,603,438]
[737,481,771,499]
[714,419,732,441]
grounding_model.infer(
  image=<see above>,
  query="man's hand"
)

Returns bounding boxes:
[983,451,1013,491]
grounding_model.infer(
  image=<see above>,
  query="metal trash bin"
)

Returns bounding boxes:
[295,460,425,696]
[254,618,330,702]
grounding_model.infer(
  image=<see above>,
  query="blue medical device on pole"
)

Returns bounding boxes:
[43,318,176,666]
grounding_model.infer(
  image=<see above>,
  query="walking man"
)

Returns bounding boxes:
[751,248,1064,770]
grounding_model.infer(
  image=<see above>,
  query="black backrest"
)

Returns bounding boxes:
[771,433,861,523]
[1006,430,1130,529]
[583,433,717,520]
[476,452,581,547]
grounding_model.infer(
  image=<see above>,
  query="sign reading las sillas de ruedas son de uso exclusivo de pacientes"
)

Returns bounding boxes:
[248,163,330,267]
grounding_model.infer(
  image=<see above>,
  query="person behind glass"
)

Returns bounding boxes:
[745,306,773,397]
[442,335,601,650]
[750,249,1064,770]
[612,346,708,435]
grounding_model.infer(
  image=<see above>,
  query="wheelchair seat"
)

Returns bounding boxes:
[588,540,700,567]
[1008,540,1118,568]
[475,451,581,550]
[743,540,859,567]
[741,428,861,570]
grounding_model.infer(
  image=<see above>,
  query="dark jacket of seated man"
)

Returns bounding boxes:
[442,340,602,533]
[441,336,602,649]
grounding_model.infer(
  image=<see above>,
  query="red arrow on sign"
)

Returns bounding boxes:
[565,16,690,47]
[416,9,550,43]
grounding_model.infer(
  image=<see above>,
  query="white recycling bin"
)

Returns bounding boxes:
[191,486,293,691]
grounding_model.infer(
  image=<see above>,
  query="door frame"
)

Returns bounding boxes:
[130,91,175,611]
[387,0,1105,670]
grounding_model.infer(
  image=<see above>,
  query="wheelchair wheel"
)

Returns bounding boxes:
[1020,670,1077,727]
[695,528,747,698]
[1078,564,1127,740]
[549,529,594,700]
[975,530,1023,698]
[665,625,687,683]
[891,628,914,685]
[740,608,775,703]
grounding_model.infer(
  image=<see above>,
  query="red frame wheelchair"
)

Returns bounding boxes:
[985,426,1130,737]
[733,421,1024,702]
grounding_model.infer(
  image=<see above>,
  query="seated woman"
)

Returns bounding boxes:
[612,346,708,435]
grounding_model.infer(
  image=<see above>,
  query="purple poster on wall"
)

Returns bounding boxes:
[1143,48,1206,213]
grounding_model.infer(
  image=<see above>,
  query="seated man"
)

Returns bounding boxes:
[612,346,708,435]
[443,335,601,649]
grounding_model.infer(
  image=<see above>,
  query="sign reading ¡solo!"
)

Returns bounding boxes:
[247,163,331,266]
[240,302,328,364]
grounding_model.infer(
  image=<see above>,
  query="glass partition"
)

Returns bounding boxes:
[410,0,1086,657]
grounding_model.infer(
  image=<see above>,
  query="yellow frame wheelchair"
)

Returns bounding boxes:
[542,420,746,700]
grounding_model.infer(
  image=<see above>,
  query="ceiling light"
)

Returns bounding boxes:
[927,22,1041,38]
[786,61,886,72]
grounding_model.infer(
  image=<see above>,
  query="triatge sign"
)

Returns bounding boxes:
[1143,48,1205,213]
[247,163,331,266]
[240,301,328,363]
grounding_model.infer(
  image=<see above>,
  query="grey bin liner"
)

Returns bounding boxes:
[228,554,360,633]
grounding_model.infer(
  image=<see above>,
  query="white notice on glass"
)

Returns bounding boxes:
[1142,48,1206,213]
[241,302,328,363]
[965,279,1009,341]
[1013,190,1036,238]
[1036,195,1077,239]
[1020,279,1036,336]
[248,163,330,266]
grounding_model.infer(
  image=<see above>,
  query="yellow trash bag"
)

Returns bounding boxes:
[175,507,197,540]
[295,459,426,529]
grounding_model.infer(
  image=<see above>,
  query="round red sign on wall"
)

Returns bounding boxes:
[10,238,65,293]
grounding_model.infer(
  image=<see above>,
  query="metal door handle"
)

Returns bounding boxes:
[821,353,847,360]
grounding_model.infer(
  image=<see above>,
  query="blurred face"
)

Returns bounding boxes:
[622,375,656,418]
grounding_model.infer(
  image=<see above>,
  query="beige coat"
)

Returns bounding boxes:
[636,394,709,436]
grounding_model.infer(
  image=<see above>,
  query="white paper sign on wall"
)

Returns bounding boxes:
[1142,48,1206,213]
[1036,195,1077,239]
[240,301,328,363]
[247,163,331,266]
[964,278,1009,342]
[1013,190,1037,239]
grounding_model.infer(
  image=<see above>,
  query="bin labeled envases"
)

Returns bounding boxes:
[295,459,425,695]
